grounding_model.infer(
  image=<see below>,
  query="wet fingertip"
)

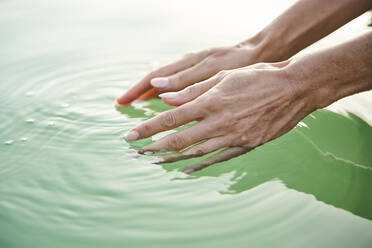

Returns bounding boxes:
[137,148,145,154]
[115,98,130,107]
[183,168,195,174]
[151,157,165,164]
[125,130,139,141]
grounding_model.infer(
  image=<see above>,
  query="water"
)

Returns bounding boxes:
[1,1,372,247]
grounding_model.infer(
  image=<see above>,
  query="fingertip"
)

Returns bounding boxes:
[115,98,129,107]
[183,167,195,174]
[125,130,139,141]
[115,93,134,106]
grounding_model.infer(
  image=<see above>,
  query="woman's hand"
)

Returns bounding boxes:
[115,41,272,106]
[124,32,372,173]
[116,0,372,106]
[125,61,315,156]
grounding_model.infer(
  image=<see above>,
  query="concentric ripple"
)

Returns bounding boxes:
[1,0,372,247]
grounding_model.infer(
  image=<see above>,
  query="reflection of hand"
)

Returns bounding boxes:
[115,41,275,106]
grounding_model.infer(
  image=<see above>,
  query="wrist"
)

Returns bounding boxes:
[236,28,292,63]
[281,57,329,112]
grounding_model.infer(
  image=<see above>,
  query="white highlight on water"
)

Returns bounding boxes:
[4,140,14,145]
[60,103,69,108]
[297,121,308,128]
[25,91,35,97]
[26,118,35,123]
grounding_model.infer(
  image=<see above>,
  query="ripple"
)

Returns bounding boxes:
[1,6,372,247]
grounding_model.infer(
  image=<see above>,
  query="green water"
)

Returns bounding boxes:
[1,1,372,247]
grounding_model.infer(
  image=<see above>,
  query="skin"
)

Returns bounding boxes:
[116,0,372,106]
[118,0,372,173]
[127,32,372,173]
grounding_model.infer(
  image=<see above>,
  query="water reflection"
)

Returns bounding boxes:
[118,102,372,221]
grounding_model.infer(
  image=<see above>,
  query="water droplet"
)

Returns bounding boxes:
[20,137,28,142]
[4,140,14,145]
[47,121,55,126]
[125,150,140,159]
[26,118,35,123]
[25,91,35,97]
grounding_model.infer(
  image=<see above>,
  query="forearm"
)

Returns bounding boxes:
[241,0,372,62]
[286,31,372,110]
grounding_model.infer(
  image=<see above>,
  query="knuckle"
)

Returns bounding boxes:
[160,111,177,128]
[184,85,196,96]
[170,72,187,89]
[215,70,230,80]
[217,112,238,129]
[200,56,217,69]
[193,146,207,155]
[167,134,186,150]
[141,123,152,134]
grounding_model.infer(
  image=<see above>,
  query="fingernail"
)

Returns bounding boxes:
[125,131,139,141]
[183,168,195,174]
[151,77,169,88]
[159,92,178,99]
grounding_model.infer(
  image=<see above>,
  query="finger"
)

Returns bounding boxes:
[141,122,212,152]
[138,87,158,100]
[182,146,250,174]
[158,76,219,106]
[116,53,207,105]
[150,58,220,92]
[125,102,202,141]
[154,152,197,164]
[182,136,230,156]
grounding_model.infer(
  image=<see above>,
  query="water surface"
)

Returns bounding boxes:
[1,1,372,247]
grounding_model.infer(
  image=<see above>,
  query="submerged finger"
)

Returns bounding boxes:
[182,146,251,174]
[141,122,212,152]
[182,136,229,156]
[153,151,196,164]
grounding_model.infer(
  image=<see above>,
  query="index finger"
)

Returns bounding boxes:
[125,102,203,141]
[116,53,208,105]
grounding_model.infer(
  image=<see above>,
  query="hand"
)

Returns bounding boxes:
[125,61,317,172]
[115,41,269,106]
